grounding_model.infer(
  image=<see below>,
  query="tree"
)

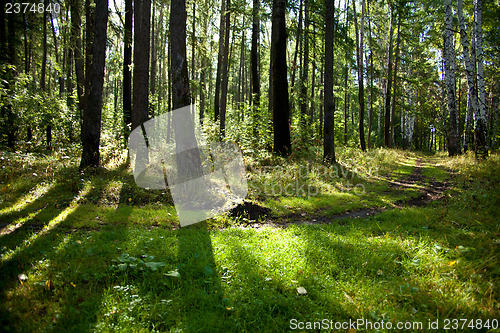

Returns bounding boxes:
[123,0,133,136]
[251,0,260,127]
[443,0,460,156]
[271,0,291,155]
[300,0,310,124]
[170,0,202,178]
[219,0,231,137]
[214,0,227,122]
[131,0,151,132]
[353,0,366,151]
[457,0,477,153]
[384,5,395,147]
[473,0,488,157]
[80,0,108,168]
[323,0,335,163]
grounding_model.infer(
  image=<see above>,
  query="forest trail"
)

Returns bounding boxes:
[234,157,452,229]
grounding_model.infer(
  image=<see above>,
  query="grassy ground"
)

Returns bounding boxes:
[0,147,499,332]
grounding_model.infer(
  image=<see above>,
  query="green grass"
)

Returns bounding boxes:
[0,147,499,332]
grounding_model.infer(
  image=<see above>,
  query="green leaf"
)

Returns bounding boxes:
[145,261,166,271]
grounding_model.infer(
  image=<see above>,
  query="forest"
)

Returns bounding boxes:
[0,0,499,331]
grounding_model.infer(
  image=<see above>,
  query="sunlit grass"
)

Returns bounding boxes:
[0,181,55,216]
[0,148,499,331]
[1,182,91,262]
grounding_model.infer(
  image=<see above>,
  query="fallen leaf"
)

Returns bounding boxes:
[448,260,456,266]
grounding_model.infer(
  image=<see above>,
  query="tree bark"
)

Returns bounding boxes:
[353,0,366,151]
[214,0,227,122]
[323,0,336,163]
[391,9,401,147]
[132,0,151,132]
[251,0,260,127]
[271,0,291,155]
[123,0,133,134]
[384,6,395,147]
[457,0,477,153]
[444,0,460,156]
[473,0,488,157]
[80,0,108,169]
[367,1,373,148]
[300,0,310,125]
[170,0,202,178]
[219,0,231,138]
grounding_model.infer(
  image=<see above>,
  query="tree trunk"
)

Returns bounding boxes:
[132,0,151,132]
[384,6,394,147]
[353,0,366,151]
[323,0,335,163]
[300,0,310,126]
[251,0,260,131]
[84,0,96,115]
[457,0,476,153]
[123,0,133,134]
[150,3,157,117]
[80,0,108,169]
[367,1,373,148]
[444,0,460,156]
[219,0,231,138]
[214,0,227,122]
[170,0,202,179]
[271,0,291,155]
[391,10,401,147]
[473,0,488,158]
[191,0,196,104]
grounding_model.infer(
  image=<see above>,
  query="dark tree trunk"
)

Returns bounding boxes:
[444,0,460,156]
[150,3,157,117]
[219,0,231,138]
[324,0,335,162]
[214,0,227,122]
[367,1,374,148]
[191,0,196,104]
[170,0,202,178]
[132,0,151,132]
[300,0,310,124]
[84,0,96,115]
[353,0,366,151]
[271,0,291,155]
[384,6,395,147]
[251,0,260,126]
[80,0,108,169]
[123,0,133,134]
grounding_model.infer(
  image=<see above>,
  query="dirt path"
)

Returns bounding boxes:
[231,157,452,229]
